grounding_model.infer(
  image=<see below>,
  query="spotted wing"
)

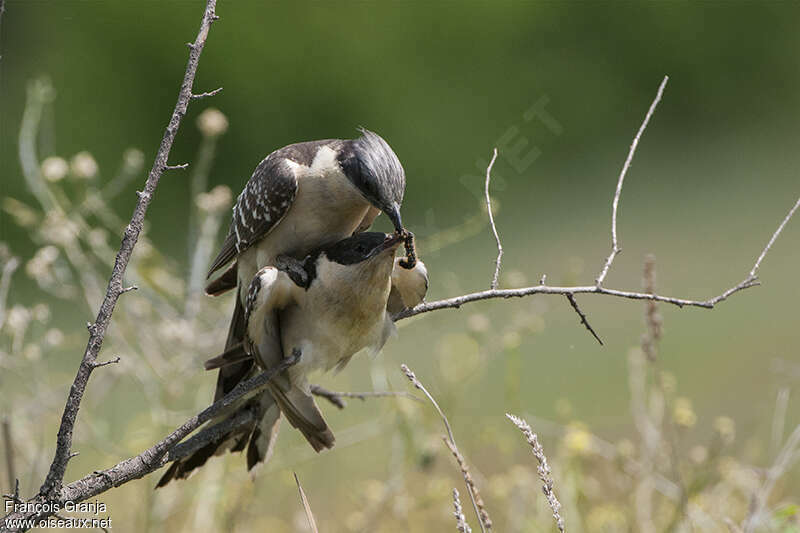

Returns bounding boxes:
[206,155,298,278]
[207,140,342,278]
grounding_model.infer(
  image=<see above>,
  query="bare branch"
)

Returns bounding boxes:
[596,75,669,286]
[565,293,603,345]
[294,473,319,533]
[484,148,502,289]
[396,184,800,323]
[400,364,492,532]
[1,355,297,530]
[506,414,564,533]
[36,0,219,503]
[309,384,420,409]
[191,87,223,99]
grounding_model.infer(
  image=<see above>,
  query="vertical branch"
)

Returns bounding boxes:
[596,76,668,286]
[37,0,219,500]
[484,148,502,289]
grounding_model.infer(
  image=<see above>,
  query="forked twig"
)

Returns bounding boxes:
[396,188,798,320]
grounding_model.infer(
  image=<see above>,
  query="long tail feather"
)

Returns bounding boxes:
[268,383,335,452]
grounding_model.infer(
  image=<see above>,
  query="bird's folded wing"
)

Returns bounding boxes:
[207,155,299,278]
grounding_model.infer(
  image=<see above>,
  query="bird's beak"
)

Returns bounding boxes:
[386,202,404,234]
[373,232,404,256]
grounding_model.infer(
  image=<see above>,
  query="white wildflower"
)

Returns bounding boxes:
[88,228,108,249]
[24,344,42,361]
[196,185,232,214]
[41,157,69,182]
[41,212,78,246]
[31,303,50,322]
[70,151,99,179]
[45,328,65,346]
[123,148,145,170]
[197,108,228,137]
[7,305,30,332]
[26,246,59,280]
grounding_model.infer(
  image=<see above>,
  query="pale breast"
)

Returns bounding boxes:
[281,261,392,374]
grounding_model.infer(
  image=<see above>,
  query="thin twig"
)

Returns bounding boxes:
[89,356,121,369]
[565,293,603,345]
[164,163,189,171]
[191,87,223,99]
[484,148,502,289]
[596,75,669,286]
[35,0,219,504]
[309,384,421,409]
[750,196,800,278]
[400,364,492,532]
[294,473,319,533]
[506,414,564,532]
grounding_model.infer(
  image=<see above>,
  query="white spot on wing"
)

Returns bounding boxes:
[310,146,338,174]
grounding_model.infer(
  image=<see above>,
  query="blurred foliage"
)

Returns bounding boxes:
[2,1,800,532]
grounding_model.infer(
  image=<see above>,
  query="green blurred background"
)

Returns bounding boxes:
[2,1,800,531]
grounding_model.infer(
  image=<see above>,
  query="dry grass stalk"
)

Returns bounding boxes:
[452,488,472,533]
[294,472,319,533]
[400,364,492,532]
[641,254,662,361]
[505,413,565,533]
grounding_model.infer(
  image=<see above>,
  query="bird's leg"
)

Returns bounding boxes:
[398,229,417,269]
